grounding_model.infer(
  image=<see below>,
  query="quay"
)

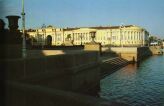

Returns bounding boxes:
[1,15,163,106]
[3,44,162,106]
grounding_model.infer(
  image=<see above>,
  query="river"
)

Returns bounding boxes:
[100,55,164,106]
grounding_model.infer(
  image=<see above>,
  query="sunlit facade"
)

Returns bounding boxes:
[27,25,149,46]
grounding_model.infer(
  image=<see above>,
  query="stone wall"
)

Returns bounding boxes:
[0,45,22,59]
[26,49,83,57]
[2,50,129,106]
[137,47,152,61]
[109,47,152,62]
[149,46,163,55]
[3,51,100,93]
[110,47,137,62]
[5,81,126,106]
[84,43,102,55]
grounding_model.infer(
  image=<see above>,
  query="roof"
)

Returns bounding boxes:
[63,25,137,31]
[26,25,143,32]
[63,27,80,31]
[89,25,136,29]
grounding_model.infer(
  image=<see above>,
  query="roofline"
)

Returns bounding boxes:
[27,24,146,31]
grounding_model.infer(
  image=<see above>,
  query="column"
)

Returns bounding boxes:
[142,30,145,46]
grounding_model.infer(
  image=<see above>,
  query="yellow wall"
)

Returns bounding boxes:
[27,25,149,46]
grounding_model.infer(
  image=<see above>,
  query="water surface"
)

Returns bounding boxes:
[100,55,164,106]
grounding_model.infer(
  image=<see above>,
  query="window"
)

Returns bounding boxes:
[56,33,61,41]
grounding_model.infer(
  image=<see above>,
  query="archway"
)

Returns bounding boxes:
[46,35,52,46]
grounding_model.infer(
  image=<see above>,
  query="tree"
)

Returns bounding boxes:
[149,36,157,43]
[66,34,71,40]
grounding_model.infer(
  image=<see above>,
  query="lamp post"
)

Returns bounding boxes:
[21,0,26,58]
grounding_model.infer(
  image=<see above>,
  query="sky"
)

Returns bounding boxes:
[1,0,164,38]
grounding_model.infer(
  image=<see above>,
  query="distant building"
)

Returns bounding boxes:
[150,42,158,46]
[27,25,149,46]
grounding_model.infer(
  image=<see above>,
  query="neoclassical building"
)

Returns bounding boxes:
[27,25,149,46]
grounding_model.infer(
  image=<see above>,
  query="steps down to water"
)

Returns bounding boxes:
[100,57,129,78]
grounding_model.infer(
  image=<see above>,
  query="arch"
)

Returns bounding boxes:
[46,35,52,46]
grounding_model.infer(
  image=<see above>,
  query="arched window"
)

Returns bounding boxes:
[46,35,52,46]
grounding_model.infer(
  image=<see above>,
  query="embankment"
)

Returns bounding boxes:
[108,47,152,62]
[2,50,130,106]
[100,57,129,78]
[149,46,163,55]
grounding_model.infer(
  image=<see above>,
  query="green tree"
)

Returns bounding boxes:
[66,34,71,40]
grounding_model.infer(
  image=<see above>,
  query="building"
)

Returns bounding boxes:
[27,25,149,46]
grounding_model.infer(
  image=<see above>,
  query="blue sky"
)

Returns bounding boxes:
[1,0,164,38]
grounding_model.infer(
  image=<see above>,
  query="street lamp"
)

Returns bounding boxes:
[21,0,26,58]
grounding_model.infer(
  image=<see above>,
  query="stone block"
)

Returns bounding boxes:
[84,43,102,55]
[25,57,46,76]
[4,59,24,80]
[0,44,22,59]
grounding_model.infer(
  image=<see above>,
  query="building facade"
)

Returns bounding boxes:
[27,25,149,46]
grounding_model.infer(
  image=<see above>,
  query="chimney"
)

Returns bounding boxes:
[6,15,20,31]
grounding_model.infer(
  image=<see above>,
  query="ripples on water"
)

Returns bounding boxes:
[100,55,164,106]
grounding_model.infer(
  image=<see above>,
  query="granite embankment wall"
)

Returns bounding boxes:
[5,81,127,106]
[149,46,163,55]
[26,49,83,57]
[2,51,104,106]
[2,50,130,106]
[3,51,100,93]
[103,47,152,62]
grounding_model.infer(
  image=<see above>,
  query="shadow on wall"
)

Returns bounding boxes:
[2,50,103,106]
[101,46,119,57]
[1,15,129,106]
[0,16,87,106]
[26,45,84,58]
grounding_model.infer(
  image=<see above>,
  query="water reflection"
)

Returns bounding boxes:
[100,55,164,106]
